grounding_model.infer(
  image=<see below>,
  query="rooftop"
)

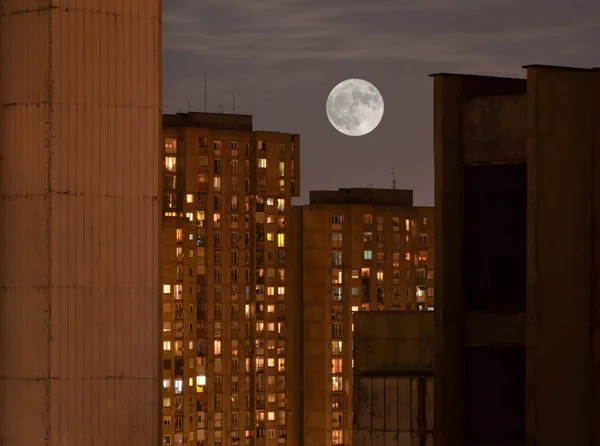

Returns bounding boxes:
[163,112,253,132]
[309,188,414,207]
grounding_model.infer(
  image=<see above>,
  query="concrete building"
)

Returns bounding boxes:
[0,1,162,445]
[160,112,301,446]
[293,188,434,446]
[353,311,434,446]
[433,65,600,446]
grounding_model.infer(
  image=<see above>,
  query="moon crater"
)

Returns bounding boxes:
[326,79,384,136]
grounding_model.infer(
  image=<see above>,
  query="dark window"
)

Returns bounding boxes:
[464,163,526,312]
[465,346,525,443]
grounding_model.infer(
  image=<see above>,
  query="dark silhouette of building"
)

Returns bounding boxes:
[432,65,600,446]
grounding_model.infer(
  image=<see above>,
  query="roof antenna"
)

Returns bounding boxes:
[390,168,397,190]
[204,71,207,112]
[233,93,236,114]
[187,100,191,112]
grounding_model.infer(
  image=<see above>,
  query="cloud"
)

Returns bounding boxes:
[161,0,599,207]
[164,0,598,58]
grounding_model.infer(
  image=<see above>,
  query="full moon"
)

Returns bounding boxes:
[326,78,384,136]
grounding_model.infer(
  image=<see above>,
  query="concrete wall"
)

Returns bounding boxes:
[525,66,600,446]
[354,376,433,446]
[461,94,526,163]
[354,312,434,375]
[0,1,162,445]
[353,312,434,446]
[432,66,600,446]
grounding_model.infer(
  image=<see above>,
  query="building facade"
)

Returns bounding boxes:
[0,1,162,444]
[433,66,600,446]
[160,112,301,446]
[353,311,434,446]
[294,189,434,446]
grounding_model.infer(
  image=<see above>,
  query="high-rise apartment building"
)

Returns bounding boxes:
[160,112,301,446]
[293,188,434,446]
[0,1,162,444]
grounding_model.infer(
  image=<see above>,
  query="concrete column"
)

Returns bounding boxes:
[0,1,162,445]
[525,66,598,446]
[431,74,465,446]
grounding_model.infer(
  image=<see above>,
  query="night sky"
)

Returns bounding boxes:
[163,0,599,205]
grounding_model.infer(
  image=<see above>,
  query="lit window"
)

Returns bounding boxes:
[268,323,275,331]
[163,379,171,389]
[267,304,275,313]
[163,284,171,294]
[214,177,221,189]
[268,412,275,421]
[268,394,276,403]
[405,218,411,232]
[165,157,176,172]
[351,269,359,279]
[279,162,285,176]
[214,340,222,355]
[163,341,171,351]
[422,216,428,225]
[332,359,342,374]
[268,358,275,367]
[267,232,274,242]
[258,158,267,168]
[278,286,285,296]
[364,250,372,260]
[186,194,194,204]
[352,306,359,312]
[332,341,342,355]
[267,287,275,296]
[174,379,183,394]
[186,213,193,222]
[277,234,285,247]
[197,375,206,386]
[278,358,285,372]
[165,138,177,153]
[331,215,343,224]
[332,429,344,444]
[163,398,171,408]
[332,376,343,391]
[364,214,372,224]
[189,377,194,387]
[277,199,285,213]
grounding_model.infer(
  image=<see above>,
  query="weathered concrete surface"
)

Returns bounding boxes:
[354,376,434,446]
[525,66,600,446]
[432,66,600,446]
[462,94,526,163]
[0,1,162,445]
[354,311,434,375]
[354,312,434,446]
